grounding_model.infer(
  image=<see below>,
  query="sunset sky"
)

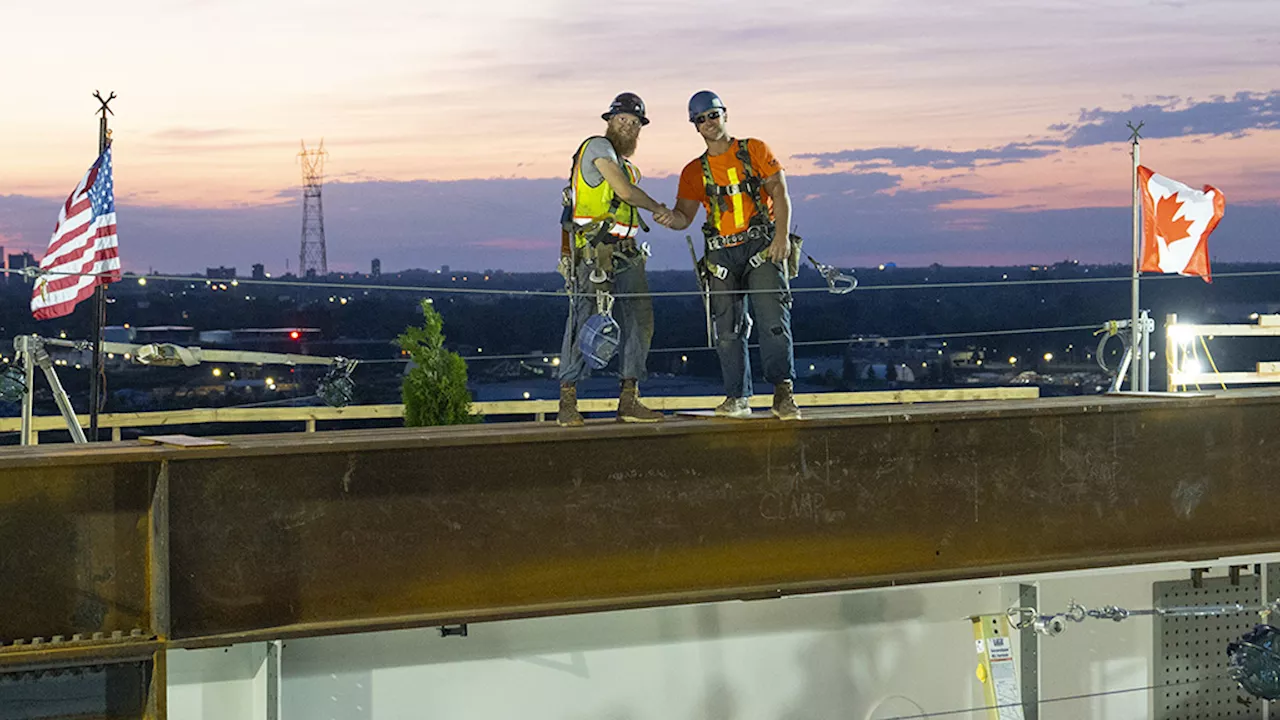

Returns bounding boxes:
[1,0,1277,273]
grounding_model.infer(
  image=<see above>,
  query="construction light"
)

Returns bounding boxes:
[1168,325,1197,347]
[316,361,357,408]
[522,391,531,399]
[266,377,275,385]
[1009,356,1017,365]
[212,368,223,377]
[1043,352,1054,362]
[138,277,147,286]
[1184,359,1203,375]
[0,364,26,403]
[551,357,561,367]
[1228,624,1280,700]
[289,330,301,340]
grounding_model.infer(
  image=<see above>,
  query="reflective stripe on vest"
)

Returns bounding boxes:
[701,139,770,237]
[571,137,640,247]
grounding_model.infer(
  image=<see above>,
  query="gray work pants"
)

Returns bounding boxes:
[558,252,653,384]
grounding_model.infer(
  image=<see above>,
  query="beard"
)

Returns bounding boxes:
[605,126,639,158]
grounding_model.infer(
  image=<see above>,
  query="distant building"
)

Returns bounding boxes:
[251,264,266,280]
[6,251,36,284]
[206,266,236,279]
[371,258,381,278]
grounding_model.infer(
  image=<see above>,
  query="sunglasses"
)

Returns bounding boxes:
[693,110,723,125]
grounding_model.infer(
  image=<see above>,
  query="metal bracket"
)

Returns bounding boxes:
[439,624,468,638]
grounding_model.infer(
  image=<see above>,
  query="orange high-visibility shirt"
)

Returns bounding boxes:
[677,138,781,236]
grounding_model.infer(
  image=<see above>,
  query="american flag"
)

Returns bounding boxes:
[30,145,121,320]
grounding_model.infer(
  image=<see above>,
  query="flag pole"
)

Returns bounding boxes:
[1127,121,1144,392]
[90,90,115,440]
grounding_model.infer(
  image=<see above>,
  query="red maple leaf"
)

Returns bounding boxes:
[1154,193,1195,244]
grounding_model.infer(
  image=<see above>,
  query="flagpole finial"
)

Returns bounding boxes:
[93,90,116,118]
[1126,120,1144,145]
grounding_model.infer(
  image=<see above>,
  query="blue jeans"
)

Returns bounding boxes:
[707,237,794,398]
[558,252,653,384]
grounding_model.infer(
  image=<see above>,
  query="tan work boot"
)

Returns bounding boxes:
[772,380,801,420]
[557,382,584,427]
[617,378,663,423]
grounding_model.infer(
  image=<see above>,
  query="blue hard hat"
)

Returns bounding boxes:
[578,312,621,369]
[688,90,726,122]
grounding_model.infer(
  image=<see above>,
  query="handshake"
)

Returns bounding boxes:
[651,204,677,229]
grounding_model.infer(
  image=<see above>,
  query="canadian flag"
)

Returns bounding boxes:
[1138,166,1225,283]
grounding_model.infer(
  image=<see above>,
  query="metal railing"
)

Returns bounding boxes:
[0,387,1039,444]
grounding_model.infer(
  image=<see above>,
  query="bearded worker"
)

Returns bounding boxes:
[556,92,673,427]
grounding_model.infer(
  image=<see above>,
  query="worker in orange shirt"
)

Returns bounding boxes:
[662,90,800,420]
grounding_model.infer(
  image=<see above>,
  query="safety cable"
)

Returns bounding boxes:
[334,323,1101,363]
[880,672,1232,720]
[4,322,1099,367]
[6,265,1280,301]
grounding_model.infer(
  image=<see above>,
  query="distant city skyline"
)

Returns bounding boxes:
[2,0,1277,274]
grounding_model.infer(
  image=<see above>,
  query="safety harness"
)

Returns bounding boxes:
[700,138,774,247]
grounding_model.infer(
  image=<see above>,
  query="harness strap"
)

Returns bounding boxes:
[701,139,772,240]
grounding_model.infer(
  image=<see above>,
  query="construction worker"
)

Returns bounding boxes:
[556,92,672,427]
[662,90,800,420]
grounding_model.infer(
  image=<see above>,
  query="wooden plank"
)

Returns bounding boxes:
[1169,324,1280,337]
[0,388,1038,434]
[1170,372,1280,387]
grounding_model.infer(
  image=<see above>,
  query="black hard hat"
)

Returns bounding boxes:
[602,92,650,125]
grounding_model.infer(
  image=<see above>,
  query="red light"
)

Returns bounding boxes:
[289,331,301,340]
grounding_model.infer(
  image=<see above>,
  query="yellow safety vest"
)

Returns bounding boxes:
[571,137,641,248]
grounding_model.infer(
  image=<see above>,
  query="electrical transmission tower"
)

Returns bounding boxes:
[298,139,328,277]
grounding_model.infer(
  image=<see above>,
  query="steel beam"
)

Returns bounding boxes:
[5,391,1280,660]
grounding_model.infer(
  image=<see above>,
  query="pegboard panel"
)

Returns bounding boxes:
[1155,574,1262,720]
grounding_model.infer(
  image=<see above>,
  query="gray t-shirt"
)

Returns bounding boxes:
[578,137,620,188]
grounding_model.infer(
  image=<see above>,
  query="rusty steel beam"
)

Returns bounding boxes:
[5,391,1280,660]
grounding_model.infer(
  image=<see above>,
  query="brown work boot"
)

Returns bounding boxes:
[772,380,801,421]
[617,378,663,423]
[557,382,584,427]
